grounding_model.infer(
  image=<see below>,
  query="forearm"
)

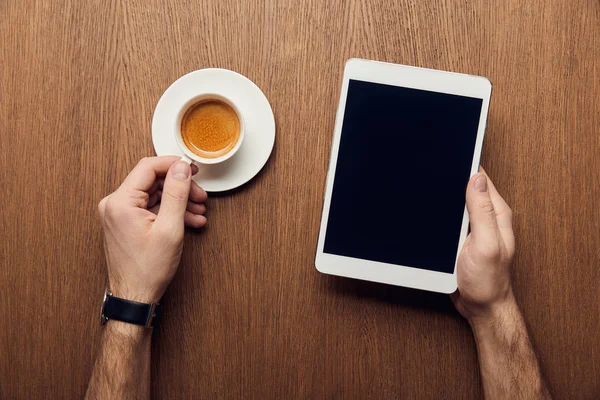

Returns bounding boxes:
[470,294,551,399]
[86,322,152,400]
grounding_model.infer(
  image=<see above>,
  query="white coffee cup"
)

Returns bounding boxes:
[174,93,245,165]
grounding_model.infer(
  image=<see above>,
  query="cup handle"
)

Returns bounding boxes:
[180,155,193,165]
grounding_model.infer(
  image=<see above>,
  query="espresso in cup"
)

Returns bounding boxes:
[181,99,241,159]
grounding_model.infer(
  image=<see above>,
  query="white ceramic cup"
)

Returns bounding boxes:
[174,93,245,165]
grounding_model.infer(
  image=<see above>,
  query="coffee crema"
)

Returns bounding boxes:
[181,100,240,158]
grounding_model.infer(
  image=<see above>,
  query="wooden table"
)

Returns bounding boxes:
[1,0,599,398]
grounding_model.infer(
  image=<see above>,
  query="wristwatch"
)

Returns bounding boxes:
[100,289,163,328]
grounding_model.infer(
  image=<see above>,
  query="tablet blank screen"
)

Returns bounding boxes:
[323,79,483,274]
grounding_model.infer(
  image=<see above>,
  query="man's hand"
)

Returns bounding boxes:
[451,168,515,323]
[98,156,208,304]
[87,156,208,400]
[452,169,551,399]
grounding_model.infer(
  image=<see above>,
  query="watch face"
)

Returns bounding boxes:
[100,289,111,326]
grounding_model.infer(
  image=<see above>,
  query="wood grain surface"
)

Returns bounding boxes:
[1,0,599,398]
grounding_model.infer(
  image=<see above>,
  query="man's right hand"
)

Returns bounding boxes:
[451,168,516,324]
[452,168,552,399]
[98,156,208,307]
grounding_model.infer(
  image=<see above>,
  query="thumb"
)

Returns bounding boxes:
[466,173,499,244]
[155,161,192,234]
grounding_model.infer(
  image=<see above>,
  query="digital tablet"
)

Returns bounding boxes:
[315,59,492,293]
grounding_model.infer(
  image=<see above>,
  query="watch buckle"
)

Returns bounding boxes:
[145,302,159,328]
[100,288,112,326]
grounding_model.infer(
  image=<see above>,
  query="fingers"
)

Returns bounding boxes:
[465,173,500,255]
[185,201,206,215]
[120,156,182,192]
[117,157,205,212]
[479,169,513,233]
[154,161,193,236]
[148,190,162,209]
[149,206,207,228]
[148,179,207,203]
[147,179,164,195]
[184,211,207,228]
[148,195,206,216]
[479,168,515,255]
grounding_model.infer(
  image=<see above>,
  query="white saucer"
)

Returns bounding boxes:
[152,69,275,192]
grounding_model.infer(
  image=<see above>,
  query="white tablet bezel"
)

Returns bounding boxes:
[315,58,492,294]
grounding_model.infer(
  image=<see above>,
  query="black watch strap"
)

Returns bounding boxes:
[101,290,163,328]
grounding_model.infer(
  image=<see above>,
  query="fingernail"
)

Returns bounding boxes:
[474,174,487,192]
[172,162,190,181]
